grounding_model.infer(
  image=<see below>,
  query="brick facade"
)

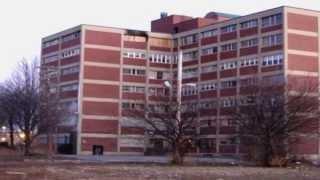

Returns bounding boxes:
[41,6,320,159]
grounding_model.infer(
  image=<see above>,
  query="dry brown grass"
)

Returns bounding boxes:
[0,161,319,180]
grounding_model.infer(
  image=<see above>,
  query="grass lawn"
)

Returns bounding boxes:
[0,147,319,180]
[0,161,319,180]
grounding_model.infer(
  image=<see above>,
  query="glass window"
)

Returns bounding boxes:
[221,24,237,34]
[221,43,237,52]
[202,47,218,55]
[201,29,218,38]
[262,14,282,27]
[240,19,258,29]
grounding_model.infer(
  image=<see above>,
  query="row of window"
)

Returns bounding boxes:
[180,13,282,45]
[181,34,198,46]
[62,31,80,42]
[60,100,78,112]
[239,57,259,67]
[199,101,217,109]
[120,86,169,96]
[61,66,80,75]
[43,54,59,63]
[123,51,173,65]
[40,66,79,78]
[183,78,258,95]
[207,53,282,71]
[240,38,258,48]
[123,51,146,59]
[49,55,280,80]
[43,47,80,63]
[123,51,174,65]
[262,53,283,66]
[200,98,237,108]
[262,34,282,47]
[61,83,78,92]
[220,80,237,89]
[148,87,169,96]
[122,96,249,110]
[220,61,237,70]
[122,102,145,110]
[202,96,257,108]
[240,19,258,29]
[221,24,237,34]
[183,51,198,61]
[122,85,145,93]
[122,68,172,80]
[122,92,275,112]
[43,31,81,48]
[261,14,282,28]
[182,68,198,79]
[123,75,282,96]
[123,68,146,76]
[200,82,217,91]
[181,80,237,96]
[61,48,80,59]
[149,53,172,64]
[201,64,217,73]
[182,87,198,96]
[149,71,171,80]
[199,98,237,108]
[220,57,259,70]
[182,54,281,78]
[43,39,59,48]
[183,34,282,59]
[180,75,282,95]
[120,77,257,96]
[202,47,218,56]
[221,43,237,52]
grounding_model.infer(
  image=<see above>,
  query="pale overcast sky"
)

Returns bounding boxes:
[0,0,319,81]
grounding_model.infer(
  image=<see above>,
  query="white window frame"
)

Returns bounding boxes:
[262,53,283,66]
[61,84,78,92]
[240,19,258,29]
[262,34,282,47]
[220,43,237,52]
[201,29,218,38]
[221,24,237,34]
[61,48,80,59]
[183,51,198,62]
[240,38,258,48]
[201,47,218,56]
[261,13,282,28]
[220,61,237,70]
[240,57,258,67]
[220,80,237,89]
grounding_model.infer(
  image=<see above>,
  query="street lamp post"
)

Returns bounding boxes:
[176,51,183,123]
[163,51,196,121]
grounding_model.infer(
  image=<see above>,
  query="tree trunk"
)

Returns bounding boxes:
[47,131,54,159]
[262,143,273,167]
[8,118,14,148]
[24,131,32,156]
[171,147,184,165]
[262,152,271,167]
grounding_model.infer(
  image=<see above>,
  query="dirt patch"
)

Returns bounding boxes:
[0,161,319,180]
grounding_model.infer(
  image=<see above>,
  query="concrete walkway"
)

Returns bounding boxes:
[55,154,243,165]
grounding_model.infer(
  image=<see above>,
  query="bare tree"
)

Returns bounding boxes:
[38,65,65,158]
[0,86,18,148]
[231,77,319,166]
[128,100,199,165]
[0,59,64,156]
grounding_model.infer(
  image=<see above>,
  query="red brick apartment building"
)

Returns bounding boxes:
[41,6,320,159]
